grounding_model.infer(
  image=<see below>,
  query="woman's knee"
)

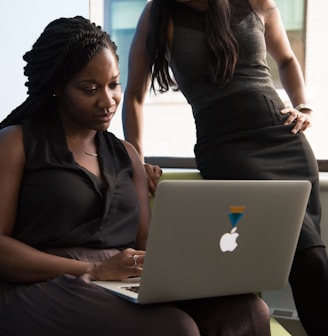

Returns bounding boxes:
[242,294,271,335]
[291,246,328,277]
[140,305,200,336]
[175,294,271,336]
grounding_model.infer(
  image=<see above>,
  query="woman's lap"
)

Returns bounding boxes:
[0,273,270,336]
[0,274,197,336]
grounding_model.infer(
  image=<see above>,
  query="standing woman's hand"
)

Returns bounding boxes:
[144,163,162,196]
[280,106,312,134]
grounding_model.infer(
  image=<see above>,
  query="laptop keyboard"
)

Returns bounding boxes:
[122,285,140,293]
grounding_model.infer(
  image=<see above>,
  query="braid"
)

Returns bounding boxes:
[1,16,118,129]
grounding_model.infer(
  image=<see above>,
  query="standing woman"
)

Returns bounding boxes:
[122,0,328,335]
[0,15,270,335]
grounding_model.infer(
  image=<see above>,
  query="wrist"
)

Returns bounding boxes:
[295,103,313,112]
[87,261,101,280]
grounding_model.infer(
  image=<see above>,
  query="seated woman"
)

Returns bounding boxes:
[0,16,270,336]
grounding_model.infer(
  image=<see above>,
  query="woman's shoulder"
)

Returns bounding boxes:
[246,0,277,26]
[0,124,23,146]
[136,1,152,28]
[118,138,143,166]
[0,125,25,164]
[104,133,135,157]
[248,0,277,14]
[102,132,142,172]
[120,139,138,156]
[102,131,131,156]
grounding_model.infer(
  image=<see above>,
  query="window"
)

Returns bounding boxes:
[268,0,305,87]
[103,0,147,90]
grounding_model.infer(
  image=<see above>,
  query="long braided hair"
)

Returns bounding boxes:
[147,0,238,93]
[0,16,118,129]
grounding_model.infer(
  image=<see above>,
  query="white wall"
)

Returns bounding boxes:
[0,0,89,119]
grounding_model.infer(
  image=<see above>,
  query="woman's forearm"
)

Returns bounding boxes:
[122,97,145,159]
[278,56,309,106]
[0,234,92,283]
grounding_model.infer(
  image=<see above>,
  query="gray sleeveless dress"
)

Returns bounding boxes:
[0,112,270,335]
[170,0,323,253]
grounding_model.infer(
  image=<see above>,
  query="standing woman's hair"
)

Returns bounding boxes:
[1,16,118,129]
[147,0,238,93]
[146,0,175,93]
[207,0,238,85]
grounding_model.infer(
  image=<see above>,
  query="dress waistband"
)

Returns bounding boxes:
[194,88,287,141]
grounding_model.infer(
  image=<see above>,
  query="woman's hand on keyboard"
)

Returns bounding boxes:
[89,248,145,280]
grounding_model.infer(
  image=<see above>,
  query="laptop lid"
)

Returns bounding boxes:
[93,179,311,304]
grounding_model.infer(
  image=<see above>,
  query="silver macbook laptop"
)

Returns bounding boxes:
[93,179,311,304]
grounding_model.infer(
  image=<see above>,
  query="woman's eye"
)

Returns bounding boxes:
[110,82,121,90]
[83,87,97,94]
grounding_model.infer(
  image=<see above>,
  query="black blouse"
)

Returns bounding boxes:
[13,113,139,250]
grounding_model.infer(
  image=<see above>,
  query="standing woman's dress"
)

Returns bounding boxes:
[170,0,324,253]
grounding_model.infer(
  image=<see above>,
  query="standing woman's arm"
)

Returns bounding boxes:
[252,0,312,133]
[122,2,163,194]
[122,140,151,251]
[122,2,153,160]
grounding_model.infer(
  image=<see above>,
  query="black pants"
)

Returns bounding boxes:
[289,246,328,336]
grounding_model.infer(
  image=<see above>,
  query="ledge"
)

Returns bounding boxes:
[145,157,328,190]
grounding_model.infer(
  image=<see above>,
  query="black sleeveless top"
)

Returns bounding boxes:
[170,0,275,116]
[13,113,139,250]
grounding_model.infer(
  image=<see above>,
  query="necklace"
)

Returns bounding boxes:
[67,137,98,157]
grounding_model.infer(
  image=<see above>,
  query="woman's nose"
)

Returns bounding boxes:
[98,87,121,108]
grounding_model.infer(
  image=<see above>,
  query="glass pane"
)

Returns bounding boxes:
[103,0,147,90]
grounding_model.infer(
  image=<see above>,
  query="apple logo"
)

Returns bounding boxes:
[219,227,239,252]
